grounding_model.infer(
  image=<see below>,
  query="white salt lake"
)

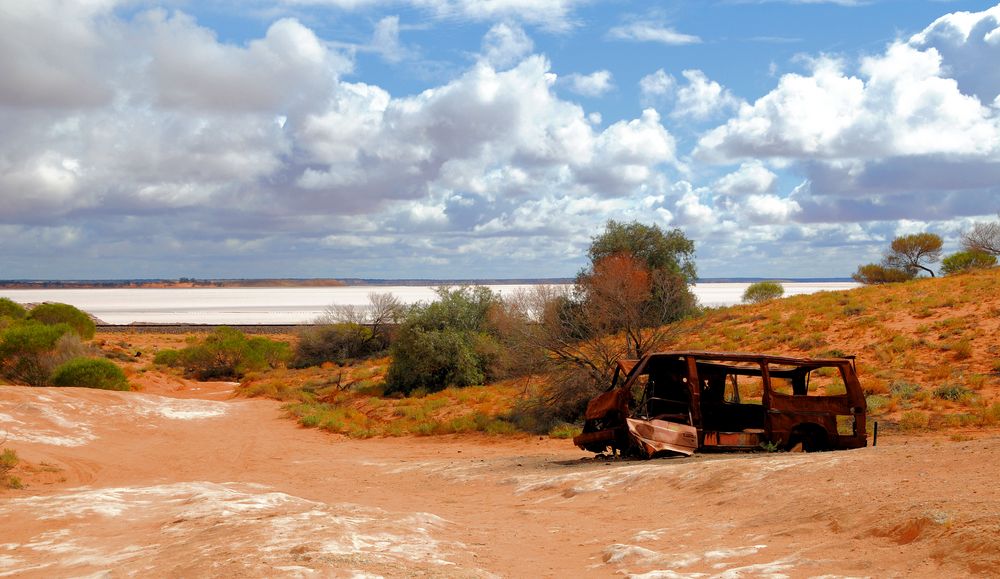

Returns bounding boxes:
[1,282,858,325]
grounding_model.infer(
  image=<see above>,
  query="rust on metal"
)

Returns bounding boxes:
[573,351,868,458]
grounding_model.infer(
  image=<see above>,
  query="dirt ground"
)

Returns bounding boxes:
[2,378,999,578]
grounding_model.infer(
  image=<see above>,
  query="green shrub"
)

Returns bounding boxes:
[852,264,914,285]
[295,323,379,367]
[153,348,182,367]
[742,281,784,304]
[152,327,291,380]
[0,298,27,320]
[385,286,500,396]
[940,251,997,275]
[50,357,129,391]
[889,380,920,400]
[386,326,486,395]
[932,384,974,402]
[0,321,73,385]
[27,303,95,339]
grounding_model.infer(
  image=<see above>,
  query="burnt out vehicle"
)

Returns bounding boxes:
[573,351,868,457]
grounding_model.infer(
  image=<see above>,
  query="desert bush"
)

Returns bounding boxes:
[941,250,997,275]
[0,298,27,321]
[153,348,182,367]
[0,321,73,385]
[385,286,500,396]
[50,357,129,391]
[898,410,930,431]
[932,384,974,402]
[851,263,914,285]
[153,327,291,380]
[314,292,402,352]
[27,303,95,339]
[386,326,487,395]
[295,323,378,367]
[51,333,94,368]
[865,395,890,413]
[945,338,972,360]
[1,448,22,490]
[889,380,921,400]
[742,281,784,304]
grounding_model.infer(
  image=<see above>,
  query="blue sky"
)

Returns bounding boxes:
[1,0,999,279]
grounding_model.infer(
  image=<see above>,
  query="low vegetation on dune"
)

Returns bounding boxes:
[152,326,292,381]
[228,272,1000,440]
[237,360,550,438]
[661,267,1000,433]
[0,299,124,390]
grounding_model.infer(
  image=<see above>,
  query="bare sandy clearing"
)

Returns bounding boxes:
[1,384,998,577]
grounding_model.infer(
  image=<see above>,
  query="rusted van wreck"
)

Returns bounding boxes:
[573,351,868,458]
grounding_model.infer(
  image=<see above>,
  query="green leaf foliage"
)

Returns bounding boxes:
[742,281,785,304]
[50,357,130,391]
[27,302,96,339]
[0,298,27,321]
[588,219,697,283]
[0,321,73,385]
[941,250,997,275]
[851,263,915,285]
[385,286,499,396]
[153,327,291,380]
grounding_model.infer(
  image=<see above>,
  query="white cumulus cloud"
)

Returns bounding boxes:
[564,70,615,97]
[672,69,742,120]
[479,22,533,69]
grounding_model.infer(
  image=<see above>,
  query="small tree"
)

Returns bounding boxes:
[961,214,1000,256]
[884,233,943,278]
[852,232,943,285]
[299,292,403,366]
[27,303,96,339]
[51,357,130,391]
[940,250,997,275]
[497,221,698,424]
[742,281,784,304]
[295,323,376,367]
[385,286,500,395]
[588,220,697,283]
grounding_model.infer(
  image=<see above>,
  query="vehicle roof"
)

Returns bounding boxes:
[640,350,855,366]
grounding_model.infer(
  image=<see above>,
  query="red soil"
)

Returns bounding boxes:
[2,377,998,577]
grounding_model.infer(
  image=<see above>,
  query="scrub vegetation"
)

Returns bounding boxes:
[742,281,784,304]
[0,301,120,389]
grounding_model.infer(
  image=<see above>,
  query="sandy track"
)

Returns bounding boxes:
[1,384,998,578]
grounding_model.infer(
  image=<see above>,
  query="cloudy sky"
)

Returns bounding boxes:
[2,0,999,280]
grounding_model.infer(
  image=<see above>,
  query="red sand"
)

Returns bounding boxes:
[1,379,998,577]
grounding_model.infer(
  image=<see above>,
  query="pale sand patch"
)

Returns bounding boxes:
[0,482,465,577]
[0,386,227,448]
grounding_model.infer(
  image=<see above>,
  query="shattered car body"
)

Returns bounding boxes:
[573,351,868,458]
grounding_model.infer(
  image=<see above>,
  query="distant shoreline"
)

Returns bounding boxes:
[0,277,850,289]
